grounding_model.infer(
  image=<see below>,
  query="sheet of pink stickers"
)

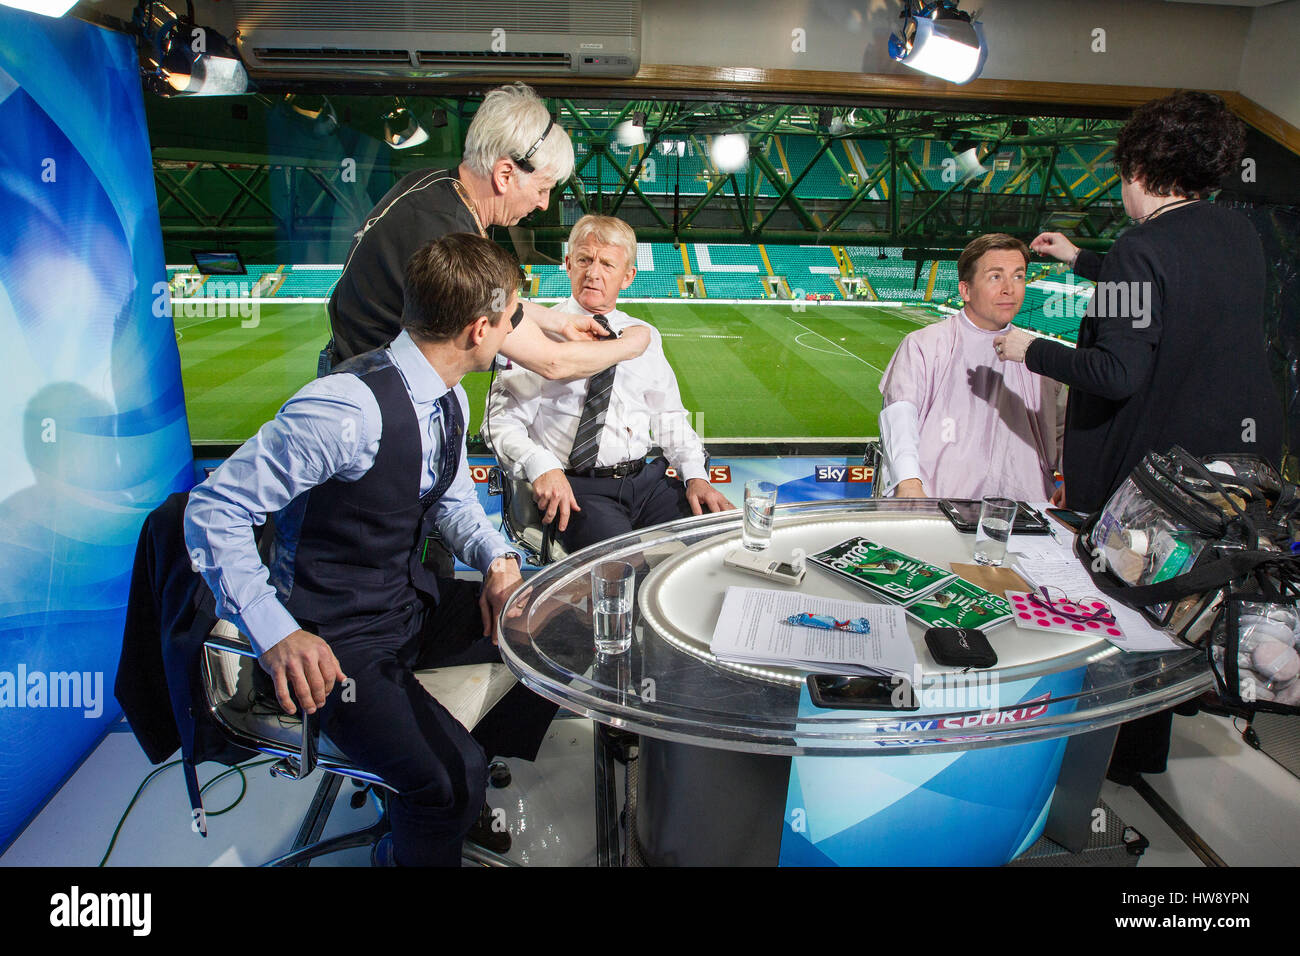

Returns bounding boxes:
[1006,591,1126,640]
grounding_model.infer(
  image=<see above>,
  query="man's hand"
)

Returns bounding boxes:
[259,629,347,716]
[480,555,525,645]
[685,478,734,516]
[531,468,581,531]
[558,314,608,342]
[992,326,1035,364]
[1051,484,1066,508]
[1029,231,1081,267]
[894,478,927,498]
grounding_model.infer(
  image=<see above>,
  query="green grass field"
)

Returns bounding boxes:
[175,300,941,444]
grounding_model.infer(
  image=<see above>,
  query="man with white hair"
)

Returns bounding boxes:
[329,82,648,377]
[487,215,733,552]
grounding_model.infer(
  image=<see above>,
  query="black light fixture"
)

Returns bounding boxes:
[889,1,988,85]
[1010,119,1029,137]
[286,95,338,137]
[136,2,249,96]
[429,108,448,129]
[384,101,428,150]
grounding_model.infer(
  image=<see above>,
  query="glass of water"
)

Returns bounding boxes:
[743,480,778,551]
[591,561,635,654]
[973,496,1017,566]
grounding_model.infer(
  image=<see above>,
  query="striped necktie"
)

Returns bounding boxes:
[567,313,616,473]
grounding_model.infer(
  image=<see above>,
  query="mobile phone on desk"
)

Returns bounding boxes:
[806,674,919,711]
[1044,508,1088,533]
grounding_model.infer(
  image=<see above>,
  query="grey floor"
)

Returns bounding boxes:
[2,707,1296,867]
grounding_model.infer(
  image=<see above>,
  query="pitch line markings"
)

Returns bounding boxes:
[786,317,885,373]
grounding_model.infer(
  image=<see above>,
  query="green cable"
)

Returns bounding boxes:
[98,757,278,866]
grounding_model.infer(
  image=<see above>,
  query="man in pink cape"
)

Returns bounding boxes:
[877,233,1064,501]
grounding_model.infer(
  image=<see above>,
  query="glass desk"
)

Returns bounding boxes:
[498,499,1213,866]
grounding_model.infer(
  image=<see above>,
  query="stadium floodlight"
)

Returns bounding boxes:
[136,2,249,96]
[888,1,988,85]
[710,134,748,174]
[384,105,428,149]
[0,0,77,15]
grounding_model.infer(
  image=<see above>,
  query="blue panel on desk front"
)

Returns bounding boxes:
[779,669,1085,866]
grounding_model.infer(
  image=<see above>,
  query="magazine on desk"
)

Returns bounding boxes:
[808,537,1013,629]
[808,537,956,605]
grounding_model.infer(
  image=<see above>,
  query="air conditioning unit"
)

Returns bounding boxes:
[232,0,641,77]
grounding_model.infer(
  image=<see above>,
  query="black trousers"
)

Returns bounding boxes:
[560,457,692,553]
[312,578,557,866]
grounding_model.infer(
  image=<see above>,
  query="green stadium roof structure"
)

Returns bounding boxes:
[149,93,1134,260]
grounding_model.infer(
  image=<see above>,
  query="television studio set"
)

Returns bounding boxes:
[0,0,1297,913]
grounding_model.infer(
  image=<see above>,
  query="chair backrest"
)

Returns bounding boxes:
[864,440,885,499]
[494,468,569,565]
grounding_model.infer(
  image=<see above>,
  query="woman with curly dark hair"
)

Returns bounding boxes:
[995,90,1284,779]
[996,90,1282,511]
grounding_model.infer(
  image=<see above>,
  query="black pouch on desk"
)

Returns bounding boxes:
[924,627,997,668]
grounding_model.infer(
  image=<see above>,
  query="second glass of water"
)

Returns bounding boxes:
[973,496,1017,566]
[743,480,778,551]
[591,561,635,654]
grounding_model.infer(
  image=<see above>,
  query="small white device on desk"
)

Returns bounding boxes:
[723,547,807,586]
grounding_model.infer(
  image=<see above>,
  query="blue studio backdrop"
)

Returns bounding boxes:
[0,9,192,848]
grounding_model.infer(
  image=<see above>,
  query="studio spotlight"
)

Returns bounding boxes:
[710,133,749,173]
[137,2,248,96]
[287,95,338,137]
[1009,119,1029,136]
[660,140,686,158]
[0,0,77,15]
[888,1,988,85]
[953,146,989,181]
[384,105,428,149]
[429,108,448,129]
[615,111,648,148]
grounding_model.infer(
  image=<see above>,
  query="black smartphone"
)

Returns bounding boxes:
[1045,508,1088,533]
[939,499,1051,535]
[806,674,919,711]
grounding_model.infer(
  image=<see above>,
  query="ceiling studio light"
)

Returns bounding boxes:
[953,146,989,181]
[710,134,748,174]
[384,105,428,149]
[615,111,647,147]
[137,3,248,96]
[889,1,988,85]
[0,0,77,15]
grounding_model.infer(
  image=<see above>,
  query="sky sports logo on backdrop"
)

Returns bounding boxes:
[814,465,875,483]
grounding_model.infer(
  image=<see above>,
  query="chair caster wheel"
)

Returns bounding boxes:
[489,760,512,788]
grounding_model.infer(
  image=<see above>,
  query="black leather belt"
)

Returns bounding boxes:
[566,458,646,480]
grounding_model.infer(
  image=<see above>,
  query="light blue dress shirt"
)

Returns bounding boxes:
[184,330,517,656]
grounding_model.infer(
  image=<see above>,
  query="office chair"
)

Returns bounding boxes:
[487,466,570,566]
[864,440,886,499]
[201,619,519,867]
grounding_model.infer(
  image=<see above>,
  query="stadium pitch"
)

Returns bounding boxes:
[174,300,942,444]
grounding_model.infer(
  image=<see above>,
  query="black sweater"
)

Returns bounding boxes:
[1026,202,1282,512]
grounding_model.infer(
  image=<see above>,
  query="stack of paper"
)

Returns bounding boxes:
[1010,546,1182,652]
[709,587,915,677]
[809,537,1014,630]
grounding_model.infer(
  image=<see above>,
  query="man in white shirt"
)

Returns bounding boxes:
[877,233,1064,502]
[487,215,733,551]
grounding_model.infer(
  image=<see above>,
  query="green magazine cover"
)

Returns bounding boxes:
[809,537,956,604]
[903,578,1014,630]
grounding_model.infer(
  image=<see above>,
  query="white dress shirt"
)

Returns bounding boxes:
[486,298,708,483]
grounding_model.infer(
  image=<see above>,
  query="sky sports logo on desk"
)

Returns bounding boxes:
[814,465,874,483]
[869,693,1052,748]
